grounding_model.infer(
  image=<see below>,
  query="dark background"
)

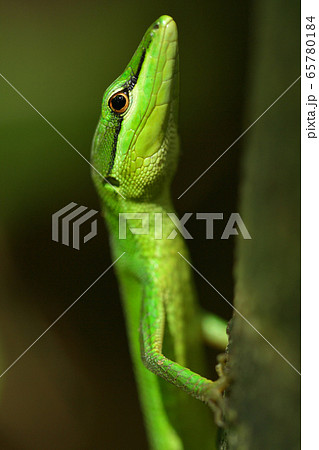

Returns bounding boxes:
[0,0,296,448]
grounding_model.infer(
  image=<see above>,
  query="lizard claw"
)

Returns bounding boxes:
[205,376,228,426]
[204,352,230,426]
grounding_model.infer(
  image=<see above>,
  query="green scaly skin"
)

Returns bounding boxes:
[91,15,228,450]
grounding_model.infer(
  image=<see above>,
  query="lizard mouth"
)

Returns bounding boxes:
[103,176,120,187]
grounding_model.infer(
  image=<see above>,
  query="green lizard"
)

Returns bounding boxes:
[91,15,228,450]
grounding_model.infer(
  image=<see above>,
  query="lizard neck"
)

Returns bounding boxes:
[102,189,189,281]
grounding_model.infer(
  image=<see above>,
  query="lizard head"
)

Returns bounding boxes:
[91,15,179,202]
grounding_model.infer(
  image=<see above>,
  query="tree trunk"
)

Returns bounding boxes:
[222,1,300,449]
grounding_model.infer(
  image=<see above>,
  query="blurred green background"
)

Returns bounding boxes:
[0,0,299,448]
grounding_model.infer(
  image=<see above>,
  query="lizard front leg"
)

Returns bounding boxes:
[139,287,228,426]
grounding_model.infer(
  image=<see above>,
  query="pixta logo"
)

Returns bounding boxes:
[52,202,98,250]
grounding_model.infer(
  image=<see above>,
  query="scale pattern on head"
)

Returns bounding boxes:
[91,15,179,202]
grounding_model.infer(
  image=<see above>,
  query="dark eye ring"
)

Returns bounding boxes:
[109,91,129,113]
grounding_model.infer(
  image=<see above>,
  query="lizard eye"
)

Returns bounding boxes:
[109,91,129,113]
